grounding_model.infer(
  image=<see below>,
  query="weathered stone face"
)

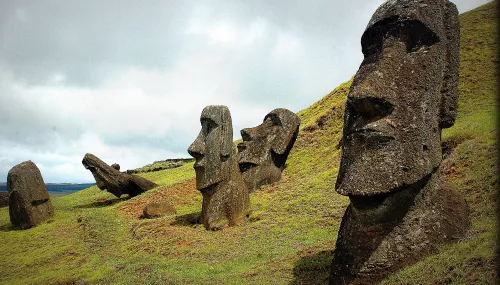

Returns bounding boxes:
[188,106,250,230]
[7,161,54,229]
[336,0,460,196]
[188,105,233,190]
[237,108,300,191]
[82,153,157,198]
[330,1,469,284]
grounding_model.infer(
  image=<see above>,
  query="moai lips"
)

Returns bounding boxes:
[237,108,300,192]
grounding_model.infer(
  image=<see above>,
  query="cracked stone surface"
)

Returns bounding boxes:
[330,1,469,284]
[188,105,250,230]
[238,108,300,192]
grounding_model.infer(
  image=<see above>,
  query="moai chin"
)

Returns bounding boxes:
[188,105,250,230]
[330,0,470,284]
[237,108,300,192]
[82,153,157,198]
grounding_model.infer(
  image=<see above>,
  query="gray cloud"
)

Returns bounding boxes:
[0,0,491,182]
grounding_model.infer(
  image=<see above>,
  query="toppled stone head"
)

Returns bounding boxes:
[188,105,249,230]
[335,0,460,196]
[237,108,300,191]
[82,153,157,198]
[7,161,54,229]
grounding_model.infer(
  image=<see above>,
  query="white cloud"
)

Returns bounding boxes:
[0,0,489,182]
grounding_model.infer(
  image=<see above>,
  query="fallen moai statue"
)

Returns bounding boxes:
[330,0,470,284]
[238,108,300,192]
[82,153,157,198]
[7,161,54,229]
[188,105,250,230]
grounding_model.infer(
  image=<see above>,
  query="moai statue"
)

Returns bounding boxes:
[188,105,250,230]
[330,0,470,284]
[82,153,157,198]
[237,108,300,192]
[7,161,54,229]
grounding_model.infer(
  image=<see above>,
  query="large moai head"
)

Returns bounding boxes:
[237,108,300,191]
[188,105,235,190]
[335,0,460,196]
[330,1,467,283]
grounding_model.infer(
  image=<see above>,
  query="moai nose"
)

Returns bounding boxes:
[188,134,205,159]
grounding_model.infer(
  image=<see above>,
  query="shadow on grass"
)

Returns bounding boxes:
[0,222,14,232]
[291,250,333,285]
[74,196,130,209]
[171,211,200,226]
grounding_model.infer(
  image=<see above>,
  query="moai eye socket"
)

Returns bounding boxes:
[402,21,440,52]
[264,113,282,126]
[361,17,440,57]
[201,118,218,135]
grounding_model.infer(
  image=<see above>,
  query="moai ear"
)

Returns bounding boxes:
[220,107,234,157]
[439,1,460,129]
[271,110,300,155]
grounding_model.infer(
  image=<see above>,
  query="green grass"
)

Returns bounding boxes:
[0,1,498,284]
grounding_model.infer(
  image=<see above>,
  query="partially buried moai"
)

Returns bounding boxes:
[7,161,54,229]
[237,108,300,192]
[330,0,470,284]
[188,105,249,230]
[82,153,157,198]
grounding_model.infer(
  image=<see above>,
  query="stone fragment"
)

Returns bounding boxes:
[7,161,54,229]
[237,108,300,192]
[0,191,8,208]
[188,105,250,230]
[330,0,469,284]
[111,163,120,171]
[142,201,176,219]
[82,153,157,198]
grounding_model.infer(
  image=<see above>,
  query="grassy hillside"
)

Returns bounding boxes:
[0,1,498,284]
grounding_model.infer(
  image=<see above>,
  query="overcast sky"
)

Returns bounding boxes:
[0,0,491,183]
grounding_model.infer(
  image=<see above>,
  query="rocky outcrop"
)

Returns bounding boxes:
[126,158,194,174]
[82,153,157,198]
[7,161,54,229]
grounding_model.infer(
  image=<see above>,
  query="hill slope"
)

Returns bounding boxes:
[0,1,498,284]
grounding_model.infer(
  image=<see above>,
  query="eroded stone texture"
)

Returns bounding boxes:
[111,163,120,171]
[7,161,54,229]
[330,0,469,283]
[0,192,8,208]
[237,108,300,192]
[188,105,250,230]
[82,153,157,198]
